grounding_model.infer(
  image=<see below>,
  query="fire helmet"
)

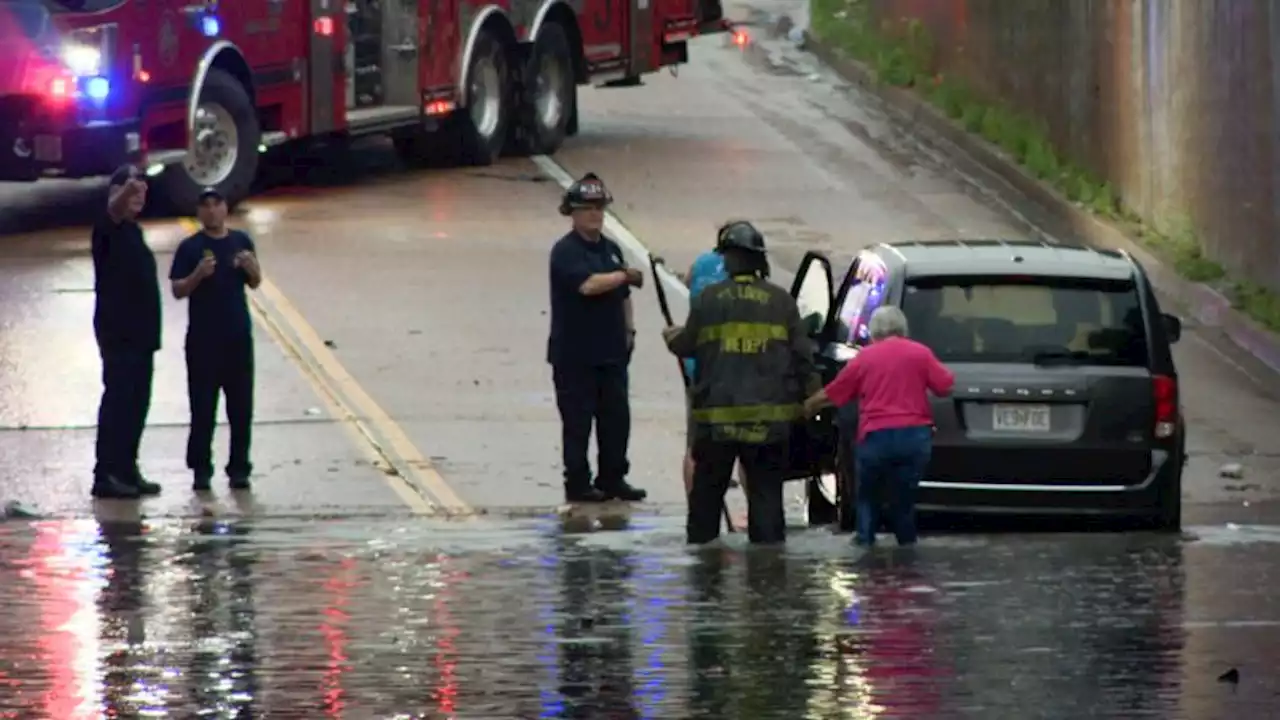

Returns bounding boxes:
[559,172,613,215]
[715,220,767,254]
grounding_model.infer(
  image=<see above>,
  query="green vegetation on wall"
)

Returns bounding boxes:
[809,0,1280,332]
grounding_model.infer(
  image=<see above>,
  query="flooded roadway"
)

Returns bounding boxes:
[5,513,1280,718]
[5,0,1280,715]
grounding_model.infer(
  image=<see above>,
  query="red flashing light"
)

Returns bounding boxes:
[733,28,749,46]
[1152,374,1177,438]
[314,16,334,36]
[424,99,455,116]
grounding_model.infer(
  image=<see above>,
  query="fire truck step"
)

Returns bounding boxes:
[346,105,420,132]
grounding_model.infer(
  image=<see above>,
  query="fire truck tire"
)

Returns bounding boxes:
[450,30,511,165]
[512,22,575,155]
[156,69,260,211]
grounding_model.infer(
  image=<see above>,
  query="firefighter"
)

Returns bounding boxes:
[547,172,647,503]
[663,221,820,544]
[91,165,163,499]
[681,226,749,500]
[169,188,262,492]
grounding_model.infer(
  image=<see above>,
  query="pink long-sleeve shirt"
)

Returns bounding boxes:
[824,337,956,442]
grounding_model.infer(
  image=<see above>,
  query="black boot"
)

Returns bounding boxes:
[91,474,141,500]
[129,471,161,496]
[598,481,647,502]
[228,475,252,491]
[192,472,213,492]
[565,483,608,503]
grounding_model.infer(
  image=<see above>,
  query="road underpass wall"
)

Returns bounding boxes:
[865,0,1280,292]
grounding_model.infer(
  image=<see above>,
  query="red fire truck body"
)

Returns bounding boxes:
[0,0,723,208]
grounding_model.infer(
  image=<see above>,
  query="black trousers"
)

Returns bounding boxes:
[689,437,787,545]
[552,363,630,490]
[185,341,255,478]
[94,348,155,479]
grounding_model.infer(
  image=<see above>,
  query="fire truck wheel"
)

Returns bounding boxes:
[157,68,260,210]
[452,30,511,165]
[513,22,575,155]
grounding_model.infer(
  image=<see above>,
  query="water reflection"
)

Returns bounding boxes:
[687,548,822,718]
[2,515,1275,717]
[178,516,258,717]
[552,537,638,719]
[96,509,148,718]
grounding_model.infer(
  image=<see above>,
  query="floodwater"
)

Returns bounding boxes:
[1,511,1277,719]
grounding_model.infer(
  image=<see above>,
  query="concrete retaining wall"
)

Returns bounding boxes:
[865,0,1280,291]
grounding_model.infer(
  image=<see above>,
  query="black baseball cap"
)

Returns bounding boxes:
[197,186,224,202]
[108,164,141,187]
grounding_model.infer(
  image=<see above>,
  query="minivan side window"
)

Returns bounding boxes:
[901,275,1151,366]
[834,254,889,346]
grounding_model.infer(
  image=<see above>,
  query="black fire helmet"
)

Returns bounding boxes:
[559,172,613,216]
[715,220,767,254]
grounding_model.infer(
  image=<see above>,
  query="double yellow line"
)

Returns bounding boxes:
[176,218,468,515]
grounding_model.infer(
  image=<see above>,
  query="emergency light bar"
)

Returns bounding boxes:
[47,23,117,103]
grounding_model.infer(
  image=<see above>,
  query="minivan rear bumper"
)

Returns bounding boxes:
[916,448,1181,517]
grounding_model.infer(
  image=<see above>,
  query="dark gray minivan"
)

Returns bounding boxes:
[781,239,1185,532]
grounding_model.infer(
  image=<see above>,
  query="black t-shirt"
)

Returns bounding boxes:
[547,231,631,367]
[169,230,256,347]
[91,217,162,352]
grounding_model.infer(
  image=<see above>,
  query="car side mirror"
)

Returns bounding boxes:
[1162,313,1182,344]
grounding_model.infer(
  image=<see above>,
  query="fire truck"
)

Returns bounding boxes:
[0,0,725,209]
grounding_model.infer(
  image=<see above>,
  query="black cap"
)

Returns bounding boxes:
[108,164,141,187]
[197,186,224,202]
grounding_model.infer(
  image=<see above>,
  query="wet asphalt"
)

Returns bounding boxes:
[3,0,1280,715]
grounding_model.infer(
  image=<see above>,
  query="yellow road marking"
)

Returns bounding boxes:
[178,218,465,514]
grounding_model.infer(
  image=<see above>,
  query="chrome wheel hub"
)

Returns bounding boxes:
[535,55,564,129]
[183,102,239,187]
[469,56,503,139]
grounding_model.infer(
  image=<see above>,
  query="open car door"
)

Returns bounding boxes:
[783,251,839,486]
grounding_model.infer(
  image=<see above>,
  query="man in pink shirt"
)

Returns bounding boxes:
[804,306,955,546]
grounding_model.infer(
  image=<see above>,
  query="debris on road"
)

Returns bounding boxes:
[3,500,39,519]
[1220,463,1246,479]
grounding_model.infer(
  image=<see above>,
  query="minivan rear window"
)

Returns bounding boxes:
[901,275,1150,367]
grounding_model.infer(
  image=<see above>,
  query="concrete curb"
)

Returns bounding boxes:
[803,31,1280,375]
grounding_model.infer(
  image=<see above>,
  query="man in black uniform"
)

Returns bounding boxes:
[169,188,262,492]
[547,172,647,503]
[91,165,163,499]
[663,221,820,544]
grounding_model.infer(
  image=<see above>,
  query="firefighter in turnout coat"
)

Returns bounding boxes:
[662,221,821,544]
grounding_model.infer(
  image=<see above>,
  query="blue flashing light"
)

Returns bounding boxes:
[85,76,110,101]
[201,15,221,37]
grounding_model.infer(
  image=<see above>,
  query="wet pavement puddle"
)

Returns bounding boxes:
[0,514,1277,718]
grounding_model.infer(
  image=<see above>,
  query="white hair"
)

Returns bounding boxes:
[868,306,909,340]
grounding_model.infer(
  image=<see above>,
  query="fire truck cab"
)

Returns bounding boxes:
[0,0,724,210]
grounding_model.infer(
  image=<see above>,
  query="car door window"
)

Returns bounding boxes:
[790,252,835,336]
[834,254,888,345]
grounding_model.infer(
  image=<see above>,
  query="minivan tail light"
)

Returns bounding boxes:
[1152,374,1177,439]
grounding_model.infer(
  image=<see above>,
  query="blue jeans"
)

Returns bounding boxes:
[854,426,933,546]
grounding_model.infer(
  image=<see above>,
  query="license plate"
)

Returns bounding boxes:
[34,135,62,163]
[992,404,1051,432]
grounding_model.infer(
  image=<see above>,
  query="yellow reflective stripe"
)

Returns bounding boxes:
[691,404,803,424]
[714,424,770,443]
[695,322,787,346]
